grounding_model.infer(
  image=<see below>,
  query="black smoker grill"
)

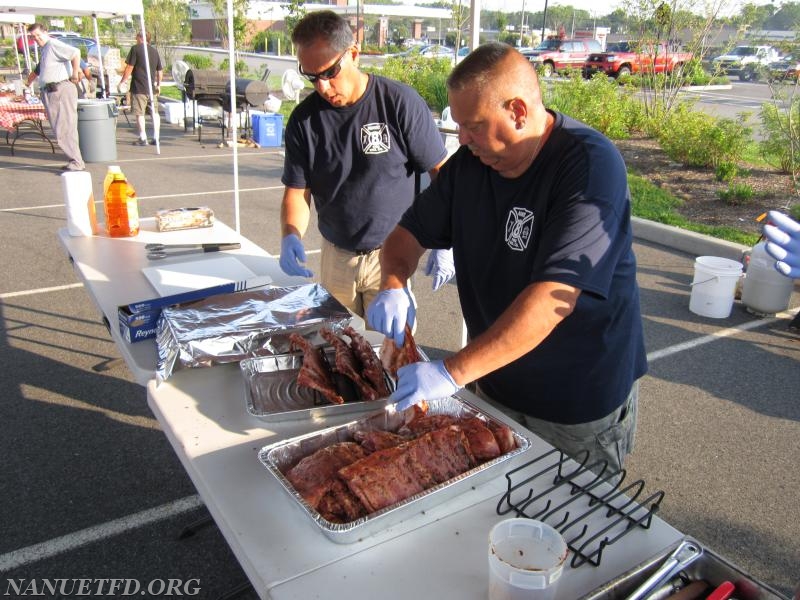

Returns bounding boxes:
[183,69,270,142]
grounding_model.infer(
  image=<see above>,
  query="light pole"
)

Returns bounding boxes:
[519,0,526,48]
[541,0,548,42]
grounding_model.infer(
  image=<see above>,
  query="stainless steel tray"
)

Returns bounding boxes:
[259,394,531,544]
[241,331,401,422]
[584,536,790,600]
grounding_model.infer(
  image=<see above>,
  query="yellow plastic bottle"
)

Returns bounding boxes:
[104,165,123,197]
[104,172,139,237]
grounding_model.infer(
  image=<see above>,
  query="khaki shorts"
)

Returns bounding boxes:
[319,238,416,320]
[477,380,639,480]
[131,91,159,116]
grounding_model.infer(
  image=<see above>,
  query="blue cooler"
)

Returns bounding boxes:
[251,112,283,147]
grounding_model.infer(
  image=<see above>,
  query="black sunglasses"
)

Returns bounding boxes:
[299,49,349,83]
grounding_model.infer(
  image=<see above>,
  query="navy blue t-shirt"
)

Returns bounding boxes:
[400,111,648,424]
[282,74,446,251]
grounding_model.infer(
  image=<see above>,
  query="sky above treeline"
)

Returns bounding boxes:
[404,0,782,18]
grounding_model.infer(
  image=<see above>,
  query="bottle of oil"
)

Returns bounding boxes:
[104,172,139,237]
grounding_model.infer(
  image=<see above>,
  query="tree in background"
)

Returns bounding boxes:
[282,0,307,50]
[208,0,250,50]
[144,0,190,68]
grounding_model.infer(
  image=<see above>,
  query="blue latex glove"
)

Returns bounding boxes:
[279,234,313,278]
[366,288,416,347]
[424,249,455,291]
[764,210,800,278]
[390,360,462,411]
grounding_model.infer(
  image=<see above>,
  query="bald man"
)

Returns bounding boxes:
[367,42,647,476]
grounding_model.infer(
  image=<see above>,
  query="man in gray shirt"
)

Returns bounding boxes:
[27,23,85,172]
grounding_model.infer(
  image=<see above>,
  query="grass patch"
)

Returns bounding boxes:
[628,172,759,246]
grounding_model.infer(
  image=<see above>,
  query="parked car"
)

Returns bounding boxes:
[522,38,603,77]
[766,55,800,82]
[711,45,780,80]
[583,42,693,78]
[52,35,97,56]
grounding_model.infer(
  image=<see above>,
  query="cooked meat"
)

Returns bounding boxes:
[285,441,367,508]
[458,417,501,461]
[289,333,344,405]
[343,326,391,397]
[339,426,477,513]
[353,429,409,452]
[320,328,380,401]
[380,324,422,378]
[486,421,517,454]
[398,414,458,437]
[316,479,368,523]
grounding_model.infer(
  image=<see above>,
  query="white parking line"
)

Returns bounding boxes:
[0,495,203,572]
[0,284,84,299]
[646,308,799,362]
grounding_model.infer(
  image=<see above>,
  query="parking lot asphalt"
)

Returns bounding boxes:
[0,114,798,599]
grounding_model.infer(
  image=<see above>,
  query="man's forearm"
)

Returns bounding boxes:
[280,188,311,238]
[379,226,424,289]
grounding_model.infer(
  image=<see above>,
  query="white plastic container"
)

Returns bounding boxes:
[488,518,568,600]
[741,241,795,315]
[689,256,743,318]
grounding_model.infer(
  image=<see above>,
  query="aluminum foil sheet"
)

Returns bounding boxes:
[156,283,352,382]
[258,394,531,544]
[241,341,395,422]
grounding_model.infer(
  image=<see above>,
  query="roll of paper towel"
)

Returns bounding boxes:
[61,171,97,237]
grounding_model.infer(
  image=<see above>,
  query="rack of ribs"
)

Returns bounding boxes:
[320,328,380,401]
[343,326,391,397]
[283,410,517,523]
[289,333,344,405]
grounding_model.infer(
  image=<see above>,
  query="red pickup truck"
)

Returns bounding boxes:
[583,41,693,78]
[523,38,603,77]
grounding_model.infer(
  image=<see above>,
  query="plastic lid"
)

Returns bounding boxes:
[107,165,122,173]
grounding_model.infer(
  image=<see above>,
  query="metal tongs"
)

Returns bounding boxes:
[145,242,241,260]
[624,539,704,600]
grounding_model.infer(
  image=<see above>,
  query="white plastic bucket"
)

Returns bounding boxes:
[689,256,743,318]
[488,518,568,600]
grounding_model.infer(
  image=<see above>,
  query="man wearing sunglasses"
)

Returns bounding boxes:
[279,10,453,317]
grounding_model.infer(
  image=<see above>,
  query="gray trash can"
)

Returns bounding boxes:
[77,99,118,162]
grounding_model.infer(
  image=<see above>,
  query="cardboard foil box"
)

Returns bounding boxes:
[118,275,273,343]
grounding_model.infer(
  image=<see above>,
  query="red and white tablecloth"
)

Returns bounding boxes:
[0,101,47,131]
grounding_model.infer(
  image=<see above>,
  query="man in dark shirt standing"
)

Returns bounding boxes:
[119,31,163,146]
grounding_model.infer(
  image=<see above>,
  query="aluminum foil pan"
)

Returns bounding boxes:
[241,331,424,422]
[156,283,351,383]
[241,342,395,422]
[258,394,531,544]
[584,537,790,600]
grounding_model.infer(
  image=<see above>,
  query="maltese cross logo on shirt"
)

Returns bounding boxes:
[505,207,534,251]
[361,122,390,155]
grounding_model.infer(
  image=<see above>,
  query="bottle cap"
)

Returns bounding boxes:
[108,165,122,174]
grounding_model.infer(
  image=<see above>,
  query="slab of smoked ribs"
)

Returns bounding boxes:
[320,328,380,401]
[343,326,391,397]
[284,413,516,523]
[289,333,344,405]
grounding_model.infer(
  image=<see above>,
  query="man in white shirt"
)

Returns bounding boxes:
[27,23,85,172]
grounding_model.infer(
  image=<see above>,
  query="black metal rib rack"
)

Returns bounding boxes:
[496,448,665,568]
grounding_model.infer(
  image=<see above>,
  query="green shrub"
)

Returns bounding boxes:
[759,99,800,175]
[367,56,451,113]
[542,73,645,139]
[219,58,249,78]
[658,104,751,168]
[183,53,214,70]
[790,203,800,221]
[715,161,738,182]
[717,182,754,204]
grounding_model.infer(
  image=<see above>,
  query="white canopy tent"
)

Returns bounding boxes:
[0,0,244,230]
